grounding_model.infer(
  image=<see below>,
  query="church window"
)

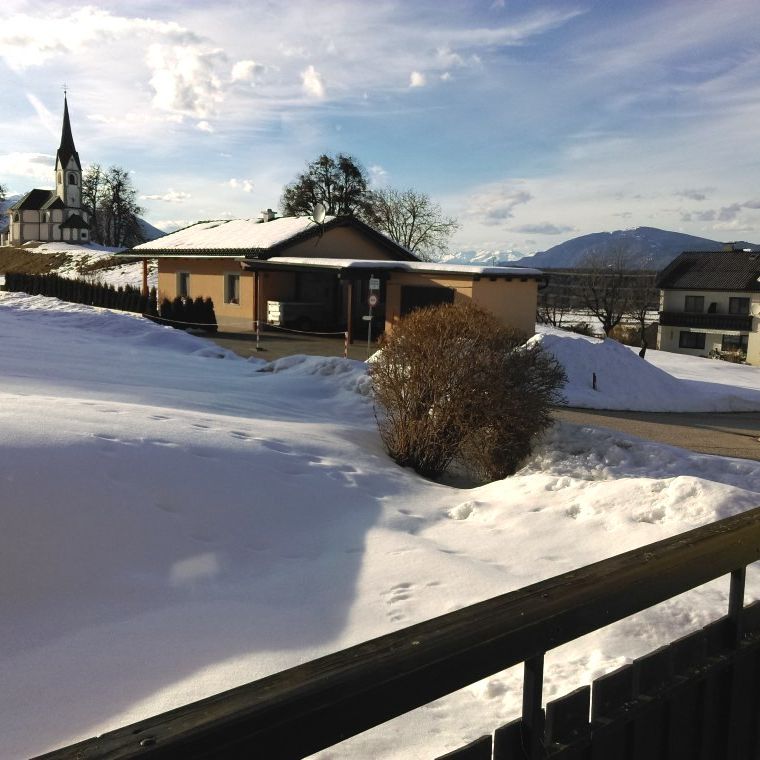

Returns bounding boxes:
[68,173,77,185]
[13,213,19,222]
[58,172,62,184]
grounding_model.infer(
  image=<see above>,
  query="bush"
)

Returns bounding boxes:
[566,322,596,337]
[370,302,566,481]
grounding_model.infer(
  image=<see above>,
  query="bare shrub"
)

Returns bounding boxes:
[567,322,596,337]
[370,302,566,481]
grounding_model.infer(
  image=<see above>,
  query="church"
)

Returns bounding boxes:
[3,95,90,246]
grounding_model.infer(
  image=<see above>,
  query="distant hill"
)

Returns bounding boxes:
[513,227,760,270]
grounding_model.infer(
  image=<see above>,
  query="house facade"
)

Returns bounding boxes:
[128,214,544,337]
[656,249,760,365]
[2,95,90,246]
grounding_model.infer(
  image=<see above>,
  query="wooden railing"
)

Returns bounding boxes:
[659,310,753,331]
[38,507,760,760]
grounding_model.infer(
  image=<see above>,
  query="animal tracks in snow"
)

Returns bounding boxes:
[383,582,415,622]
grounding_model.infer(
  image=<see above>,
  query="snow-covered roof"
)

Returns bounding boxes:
[127,215,420,261]
[132,217,324,253]
[244,257,544,278]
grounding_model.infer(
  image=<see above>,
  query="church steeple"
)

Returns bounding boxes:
[55,94,82,209]
[56,95,81,173]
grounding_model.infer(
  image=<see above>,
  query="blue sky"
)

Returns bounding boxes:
[2,0,759,253]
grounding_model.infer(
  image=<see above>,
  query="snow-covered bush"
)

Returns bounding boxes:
[370,302,566,481]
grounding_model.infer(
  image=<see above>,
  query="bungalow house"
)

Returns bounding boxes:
[128,213,544,338]
[656,248,760,364]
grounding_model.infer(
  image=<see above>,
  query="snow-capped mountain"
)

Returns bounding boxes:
[439,248,525,266]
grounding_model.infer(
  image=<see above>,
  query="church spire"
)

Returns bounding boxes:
[56,94,81,172]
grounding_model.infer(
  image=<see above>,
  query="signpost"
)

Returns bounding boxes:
[366,276,379,357]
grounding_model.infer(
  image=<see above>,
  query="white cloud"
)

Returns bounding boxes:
[0,152,54,181]
[228,178,254,193]
[466,184,533,225]
[141,189,192,203]
[409,71,426,88]
[301,65,325,98]
[146,43,227,117]
[231,59,265,83]
[25,94,58,138]
[369,165,389,186]
[0,7,197,70]
[512,223,575,235]
[196,120,214,133]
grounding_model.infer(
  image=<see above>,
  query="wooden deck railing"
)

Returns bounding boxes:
[38,506,760,760]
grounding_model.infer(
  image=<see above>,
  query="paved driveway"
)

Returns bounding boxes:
[555,408,760,462]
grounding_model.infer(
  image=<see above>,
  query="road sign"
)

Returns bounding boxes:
[368,293,379,307]
[369,277,380,291]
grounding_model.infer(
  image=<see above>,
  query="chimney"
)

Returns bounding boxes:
[258,208,277,223]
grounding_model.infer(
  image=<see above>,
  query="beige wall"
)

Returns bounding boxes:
[384,272,538,335]
[158,258,255,331]
[662,289,760,314]
[286,225,400,260]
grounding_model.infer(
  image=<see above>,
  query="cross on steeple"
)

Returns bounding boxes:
[62,83,68,96]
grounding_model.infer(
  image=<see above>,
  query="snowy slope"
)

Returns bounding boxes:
[440,248,524,265]
[1,293,760,758]
[536,326,760,411]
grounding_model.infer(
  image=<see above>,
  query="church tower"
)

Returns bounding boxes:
[55,94,82,210]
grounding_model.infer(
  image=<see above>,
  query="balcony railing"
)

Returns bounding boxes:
[659,311,753,331]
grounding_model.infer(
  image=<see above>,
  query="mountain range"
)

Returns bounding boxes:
[445,227,759,270]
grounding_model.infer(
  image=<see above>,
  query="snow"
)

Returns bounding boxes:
[1,292,760,758]
[133,216,332,252]
[260,257,544,276]
[536,325,760,411]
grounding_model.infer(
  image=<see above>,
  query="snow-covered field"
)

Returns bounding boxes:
[2,241,158,290]
[1,293,760,759]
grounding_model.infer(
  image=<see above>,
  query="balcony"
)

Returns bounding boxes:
[659,311,753,331]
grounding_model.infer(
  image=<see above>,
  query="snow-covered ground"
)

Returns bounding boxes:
[1,293,760,758]
[1,240,158,290]
[536,325,760,411]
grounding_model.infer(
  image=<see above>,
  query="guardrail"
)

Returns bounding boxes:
[38,507,760,760]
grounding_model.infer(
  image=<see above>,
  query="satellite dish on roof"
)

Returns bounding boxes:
[312,202,326,225]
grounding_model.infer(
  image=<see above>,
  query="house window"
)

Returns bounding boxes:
[679,331,706,349]
[68,173,77,185]
[728,297,750,315]
[225,273,240,304]
[81,230,88,238]
[177,272,190,298]
[722,334,748,352]
[684,295,704,313]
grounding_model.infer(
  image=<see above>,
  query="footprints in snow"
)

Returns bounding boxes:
[383,582,414,622]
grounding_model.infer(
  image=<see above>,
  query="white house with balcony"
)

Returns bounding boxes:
[656,248,760,364]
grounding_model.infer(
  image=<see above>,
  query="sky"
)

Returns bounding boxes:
[1,0,759,254]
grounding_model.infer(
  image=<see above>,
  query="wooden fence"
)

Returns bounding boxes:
[38,506,760,760]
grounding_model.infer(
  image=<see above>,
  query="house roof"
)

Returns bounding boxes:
[127,215,419,261]
[9,189,57,211]
[42,196,65,210]
[241,257,544,280]
[59,213,89,229]
[656,250,760,291]
[56,95,82,172]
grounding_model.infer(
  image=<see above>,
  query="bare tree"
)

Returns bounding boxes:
[82,164,105,243]
[99,166,144,247]
[579,249,634,336]
[364,187,459,261]
[626,271,659,357]
[537,286,572,327]
[0,182,6,202]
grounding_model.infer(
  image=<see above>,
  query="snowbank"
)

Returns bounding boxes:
[1,294,760,759]
[537,325,760,411]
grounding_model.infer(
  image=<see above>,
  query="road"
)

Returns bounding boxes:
[555,408,760,462]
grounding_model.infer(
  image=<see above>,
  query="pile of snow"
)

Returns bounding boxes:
[1,292,759,758]
[537,325,760,412]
